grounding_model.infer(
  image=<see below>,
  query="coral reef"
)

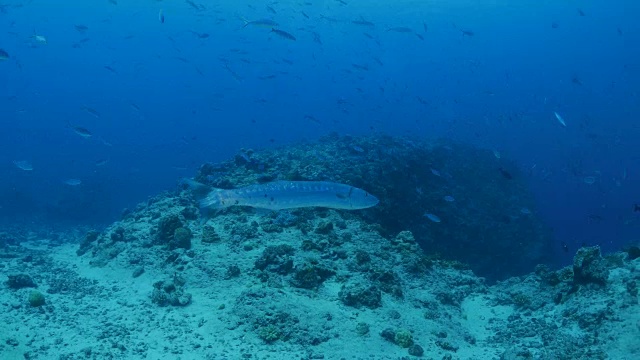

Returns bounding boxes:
[193,134,552,281]
[6,274,36,289]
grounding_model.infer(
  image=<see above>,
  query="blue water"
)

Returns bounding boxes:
[1,1,638,265]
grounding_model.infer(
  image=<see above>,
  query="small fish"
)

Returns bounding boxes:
[81,106,101,118]
[159,9,165,24]
[499,167,513,180]
[271,28,296,41]
[577,9,586,16]
[95,158,109,166]
[387,27,413,33]
[352,18,375,27]
[31,34,47,44]
[633,204,640,213]
[587,214,603,223]
[311,32,322,44]
[352,63,368,71]
[63,179,82,186]
[423,22,428,32]
[99,137,113,147]
[553,111,566,127]
[243,19,279,28]
[430,168,441,177]
[189,30,210,39]
[0,48,8,61]
[492,149,501,159]
[443,195,455,202]
[68,123,93,138]
[583,176,596,185]
[74,24,88,33]
[415,34,424,40]
[461,29,474,36]
[424,213,441,223]
[561,242,569,253]
[185,0,205,11]
[304,115,320,123]
[13,160,33,171]
[551,22,559,29]
[520,207,532,215]
[301,11,309,19]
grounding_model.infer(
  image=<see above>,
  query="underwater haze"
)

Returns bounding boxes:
[1,0,639,264]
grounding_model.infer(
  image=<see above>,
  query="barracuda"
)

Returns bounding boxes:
[199,181,379,211]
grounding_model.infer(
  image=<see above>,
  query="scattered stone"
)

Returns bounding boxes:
[254,244,295,274]
[151,279,192,307]
[339,280,382,309]
[132,267,145,278]
[380,328,396,343]
[355,322,370,336]
[408,344,424,357]
[225,265,241,279]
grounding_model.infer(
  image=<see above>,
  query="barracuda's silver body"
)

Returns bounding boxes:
[199,181,379,211]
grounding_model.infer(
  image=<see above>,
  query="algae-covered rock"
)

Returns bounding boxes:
[339,280,382,309]
[573,246,608,286]
[77,230,99,256]
[290,263,335,289]
[314,221,334,235]
[172,227,192,250]
[155,214,183,245]
[224,265,241,279]
[28,290,45,307]
[201,225,221,243]
[257,325,281,344]
[394,329,414,348]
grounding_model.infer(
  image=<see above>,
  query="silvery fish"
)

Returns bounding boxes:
[63,179,82,186]
[242,18,278,28]
[199,181,379,211]
[13,160,33,171]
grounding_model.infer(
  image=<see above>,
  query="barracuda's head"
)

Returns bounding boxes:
[336,186,379,210]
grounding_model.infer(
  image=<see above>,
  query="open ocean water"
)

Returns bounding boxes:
[1,1,639,359]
